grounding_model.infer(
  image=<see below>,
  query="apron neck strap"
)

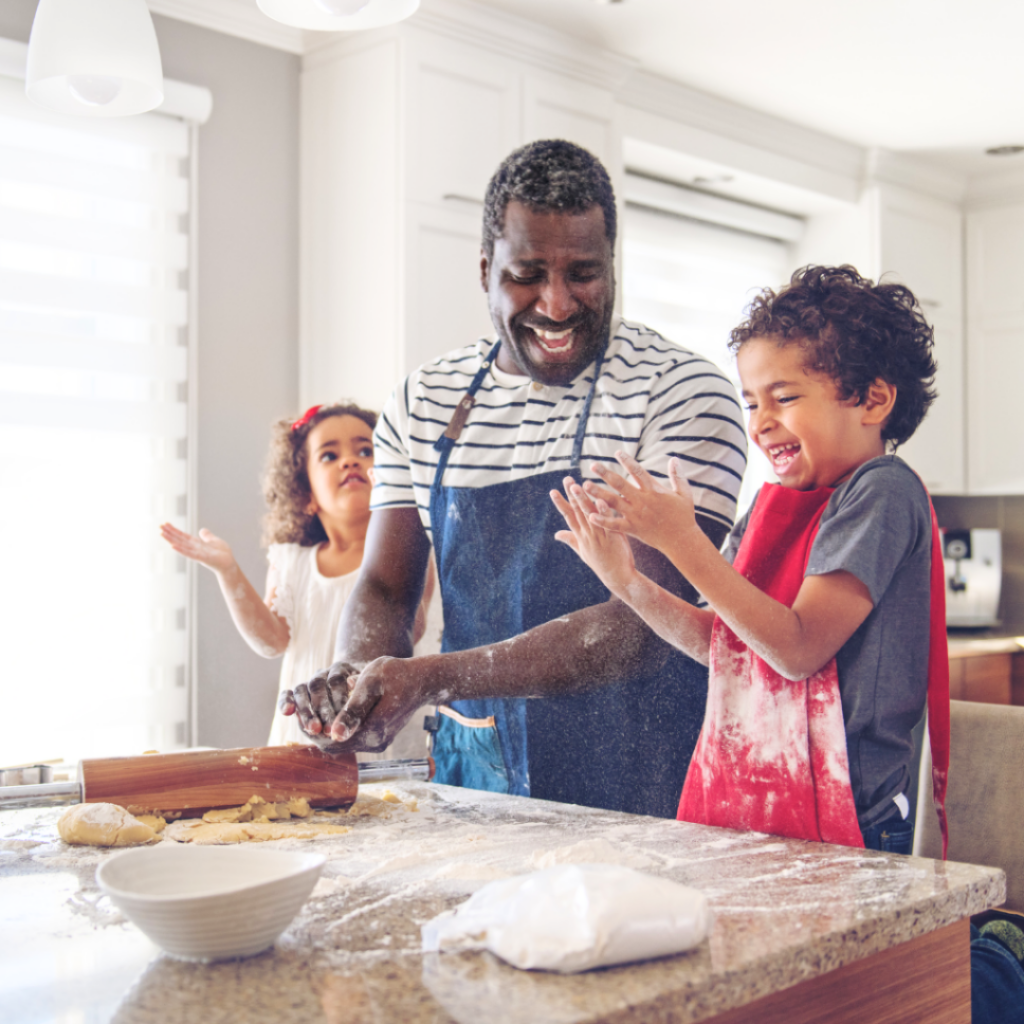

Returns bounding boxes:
[432,340,502,479]
[432,338,607,484]
[570,342,606,472]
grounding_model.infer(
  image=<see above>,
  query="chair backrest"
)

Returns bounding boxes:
[915,699,1024,912]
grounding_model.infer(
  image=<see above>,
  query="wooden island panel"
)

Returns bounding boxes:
[705,919,970,1024]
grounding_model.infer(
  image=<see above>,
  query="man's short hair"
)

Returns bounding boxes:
[729,265,937,447]
[482,140,617,259]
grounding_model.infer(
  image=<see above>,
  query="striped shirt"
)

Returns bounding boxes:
[371,319,747,538]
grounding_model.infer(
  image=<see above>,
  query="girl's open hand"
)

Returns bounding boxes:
[550,476,637,596]
[159,523,236,574]
[583,453,698,556]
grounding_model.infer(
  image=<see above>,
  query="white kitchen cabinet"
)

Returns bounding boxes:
[300,37,402,409]
[300,27,621,411]
[523,73,616,169]
[403,201,494,374]
[404,37,521,208]
[965,203,1024,493]
[797,183,965,493]
[870,185,965,494]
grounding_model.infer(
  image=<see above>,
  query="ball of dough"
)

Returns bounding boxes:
[57,803,158,847]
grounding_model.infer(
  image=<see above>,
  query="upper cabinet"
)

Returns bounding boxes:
[300,27,618,412]
[801,183,966,494]
[871,184,965,495]
[404,38,520,208]
[523,73,617,170]
[965,203,1024,494]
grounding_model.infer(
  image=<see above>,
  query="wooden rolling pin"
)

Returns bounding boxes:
[0,747,433,817]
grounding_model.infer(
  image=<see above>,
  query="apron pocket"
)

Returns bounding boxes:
[432,706,509,794]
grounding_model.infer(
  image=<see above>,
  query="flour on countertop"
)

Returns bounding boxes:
[529,837,655,870]
[310,876,355,899]
[431,862,512,881]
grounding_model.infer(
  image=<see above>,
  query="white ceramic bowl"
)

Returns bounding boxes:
[96,844,325,961]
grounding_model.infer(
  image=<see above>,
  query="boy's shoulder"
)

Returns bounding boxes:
[828,454,930,515]
[809,455,932,606]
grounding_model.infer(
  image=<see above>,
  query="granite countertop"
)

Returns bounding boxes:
[1,782,1005,1024]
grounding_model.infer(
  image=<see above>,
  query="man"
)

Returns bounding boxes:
[284,140,747,818]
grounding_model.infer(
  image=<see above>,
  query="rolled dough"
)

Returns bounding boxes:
[201,795,312,824]
[160,789,416,844]
[163,819,352,844]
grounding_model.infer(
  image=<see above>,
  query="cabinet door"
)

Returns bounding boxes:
[966,205,1024,493]
[403,202,494,379]
[300,39,402,411]
[876,187,965,494]
[523,73,617,169]
[403,34,521,207]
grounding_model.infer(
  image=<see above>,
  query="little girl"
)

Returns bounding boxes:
[160,402,434,747]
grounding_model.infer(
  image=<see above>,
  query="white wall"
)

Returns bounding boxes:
[0,3,301,749]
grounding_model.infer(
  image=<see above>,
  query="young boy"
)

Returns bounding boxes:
[552,265,949,853]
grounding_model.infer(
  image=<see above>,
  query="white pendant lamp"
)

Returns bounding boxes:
[26,0,163,117]
[257,0,420,31]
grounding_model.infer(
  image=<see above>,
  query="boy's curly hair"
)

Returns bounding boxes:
[482,139,617,260]
[729,265,937,447]
[261,401,377,547]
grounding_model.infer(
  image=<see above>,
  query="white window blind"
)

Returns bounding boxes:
[622,195,799,515]
[0,74,193,765]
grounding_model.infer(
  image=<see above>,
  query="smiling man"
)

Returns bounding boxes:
[283,140,748,817]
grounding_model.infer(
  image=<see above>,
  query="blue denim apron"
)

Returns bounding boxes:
[427,340,708,818]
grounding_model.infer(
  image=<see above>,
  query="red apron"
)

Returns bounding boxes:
[678,482,950,856]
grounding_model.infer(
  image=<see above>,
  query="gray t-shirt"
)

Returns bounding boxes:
[724,456,932,828]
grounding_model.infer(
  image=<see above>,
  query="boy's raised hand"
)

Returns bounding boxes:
[550,476,637,597]
[159,523,236,574]
[584,453,698,556]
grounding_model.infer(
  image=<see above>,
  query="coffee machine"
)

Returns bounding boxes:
[942,528,1002,628]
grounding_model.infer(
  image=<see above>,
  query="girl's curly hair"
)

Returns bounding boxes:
[261,401,377,547]
[729,265,937,447]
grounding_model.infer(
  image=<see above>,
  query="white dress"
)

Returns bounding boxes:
[266,543,360,746]
[264,542,443,757]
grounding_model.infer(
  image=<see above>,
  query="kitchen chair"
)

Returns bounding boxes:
[914,699,1024,913]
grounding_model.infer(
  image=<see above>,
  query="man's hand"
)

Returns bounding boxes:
[327,656,436,751]
[278,660,362,746]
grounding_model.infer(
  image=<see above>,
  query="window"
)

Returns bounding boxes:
[621,173,803,515]
[0,73,194,765]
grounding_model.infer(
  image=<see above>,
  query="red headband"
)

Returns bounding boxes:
[291,404,323,431]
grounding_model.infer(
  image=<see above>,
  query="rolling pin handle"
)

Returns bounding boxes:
[355,758,433,784]
[0,780,81,809]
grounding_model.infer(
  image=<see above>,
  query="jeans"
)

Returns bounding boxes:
[860,807,914,854]
[971,924,1024,1024]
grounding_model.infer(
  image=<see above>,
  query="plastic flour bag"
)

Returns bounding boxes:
[421,864,711,973]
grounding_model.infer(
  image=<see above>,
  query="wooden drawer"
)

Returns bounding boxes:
[948,653,1012,704]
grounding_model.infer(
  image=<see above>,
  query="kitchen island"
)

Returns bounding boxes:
[0,780,1004,1024]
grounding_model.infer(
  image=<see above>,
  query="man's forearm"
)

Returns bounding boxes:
[412,596,667,705]
[411,516,726,704]
[333,573,420,667]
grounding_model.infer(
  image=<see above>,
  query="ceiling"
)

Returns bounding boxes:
[473,0,1024,174]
